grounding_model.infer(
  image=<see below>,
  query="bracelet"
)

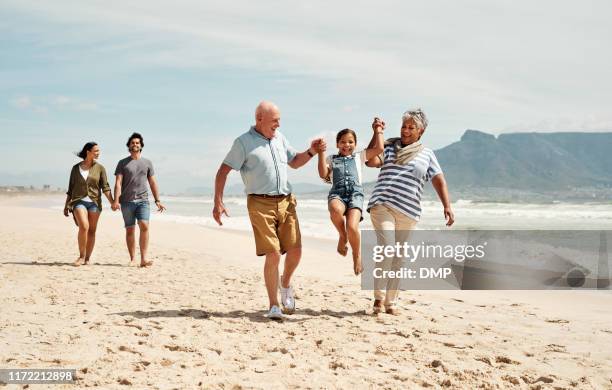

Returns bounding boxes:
[154,199,160,203]
[307,149,315,157]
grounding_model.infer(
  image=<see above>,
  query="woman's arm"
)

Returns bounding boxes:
[318,150,329,180]
[365,127,384,161]
[431,174,454,226]
[64,168,74,217]
[63,194,71,217]
[99,167,114,204]
[103,190,114,204]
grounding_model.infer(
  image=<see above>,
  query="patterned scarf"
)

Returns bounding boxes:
[384,137,424,165]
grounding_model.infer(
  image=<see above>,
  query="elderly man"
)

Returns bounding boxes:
[213,101,325,320]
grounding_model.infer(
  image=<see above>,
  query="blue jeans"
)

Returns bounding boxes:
[73,200,100,213]
[121,200,150,227]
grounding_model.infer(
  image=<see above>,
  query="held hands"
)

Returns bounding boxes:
[213,201,229,226]
[444,207,455,227]
[372,117,386,132]
[310,138,327,154]
[111,202,121,211]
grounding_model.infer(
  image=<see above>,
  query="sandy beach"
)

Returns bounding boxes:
[1,195,611,389]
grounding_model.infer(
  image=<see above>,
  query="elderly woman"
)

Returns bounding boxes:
[365,109,454,315]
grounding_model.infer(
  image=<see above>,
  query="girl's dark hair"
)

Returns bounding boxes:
[126,132,144,148]
[76,142,98,159]
[336,128,357,143]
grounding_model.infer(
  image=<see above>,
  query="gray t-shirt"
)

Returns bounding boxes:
[114,157,155,203]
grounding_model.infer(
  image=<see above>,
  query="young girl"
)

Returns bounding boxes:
[318,119,385,275]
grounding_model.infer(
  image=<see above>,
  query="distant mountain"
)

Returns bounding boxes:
[435,130,612,191]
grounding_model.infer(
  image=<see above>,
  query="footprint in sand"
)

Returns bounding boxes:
[117,378,132,385]
[495,356,520,365]
[501,375,520,385]
[118,345,141,355]
[475,357,492,366]
[533,376,554,384]
[160,358,174,367]
[545,318,569,324]
[164,344,196,352]
[545,344,566,353]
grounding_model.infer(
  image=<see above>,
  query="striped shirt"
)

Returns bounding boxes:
[367,145,442,221]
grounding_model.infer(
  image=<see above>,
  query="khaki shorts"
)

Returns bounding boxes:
[247,194,302,256]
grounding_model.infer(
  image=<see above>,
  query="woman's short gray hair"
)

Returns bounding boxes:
[402,108,428,130]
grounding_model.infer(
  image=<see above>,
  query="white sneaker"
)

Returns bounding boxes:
[280,285,296,314]
[266,305,284,320]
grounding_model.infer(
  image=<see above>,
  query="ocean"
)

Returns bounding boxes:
[152,196,612,238]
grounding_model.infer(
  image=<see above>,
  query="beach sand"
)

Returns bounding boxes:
[1,196,611,389]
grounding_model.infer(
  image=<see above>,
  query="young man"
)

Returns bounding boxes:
[112,132,166,267]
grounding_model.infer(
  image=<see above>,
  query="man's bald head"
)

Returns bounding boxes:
[255,101,279,119]
[254,101,281,139]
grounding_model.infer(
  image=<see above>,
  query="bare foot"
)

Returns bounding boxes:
[385,306,400,316]
[73,257,84,267]
[352,253,363,275]
[140,260,153,268]
[373,299,383,314]
[337,234,348,256]
[83,259,90,265]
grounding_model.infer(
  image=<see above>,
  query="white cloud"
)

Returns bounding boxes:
[51,95,99,111]
[9,95,99,113]
[10,95,48,113]
[5,0,610,118]
[10,96,32,109]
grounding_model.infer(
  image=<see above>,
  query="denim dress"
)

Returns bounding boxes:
[328,153,365,215]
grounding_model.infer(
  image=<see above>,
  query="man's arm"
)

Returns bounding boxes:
[288,138,325,169]
[112,175,123,210]
[288,148,316,169]
[431,174,454,227]
[148,175,166,212]
[213,163,232,225]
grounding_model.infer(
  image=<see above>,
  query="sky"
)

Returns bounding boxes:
[1,0,611,191]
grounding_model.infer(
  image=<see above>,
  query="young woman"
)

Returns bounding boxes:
[64,142,114,266]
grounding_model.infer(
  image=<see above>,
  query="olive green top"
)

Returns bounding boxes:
[66,162,111,211]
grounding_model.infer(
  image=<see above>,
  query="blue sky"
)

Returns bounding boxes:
[1,1,611,191]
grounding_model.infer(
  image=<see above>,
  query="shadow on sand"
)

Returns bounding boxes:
[0,261,126,267]
[111,308,369,323]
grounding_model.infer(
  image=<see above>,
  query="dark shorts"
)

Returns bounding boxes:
[73,200,100,213]
[121,200,150,228]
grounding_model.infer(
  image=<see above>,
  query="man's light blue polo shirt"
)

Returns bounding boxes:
[223,126,298,195]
